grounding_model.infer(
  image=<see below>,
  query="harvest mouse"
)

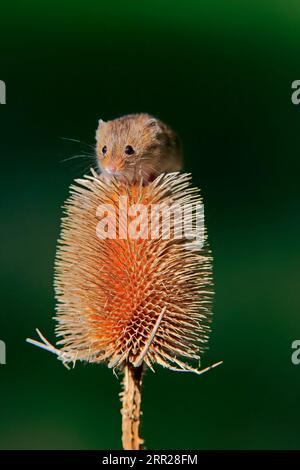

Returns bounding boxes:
[95,113,182,184]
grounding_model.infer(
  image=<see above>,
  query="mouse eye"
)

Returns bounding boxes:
[124,145,135,156]
[102,145,107,155]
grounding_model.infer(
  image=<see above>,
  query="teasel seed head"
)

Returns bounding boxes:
[49,170,213,373]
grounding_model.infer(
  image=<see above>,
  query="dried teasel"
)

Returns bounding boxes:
[27,169,221,450]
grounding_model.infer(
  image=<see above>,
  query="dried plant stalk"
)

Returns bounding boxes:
[120,363,144,450]
[27,170,221,449]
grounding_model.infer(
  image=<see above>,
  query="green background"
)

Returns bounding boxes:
[0,0,300,450]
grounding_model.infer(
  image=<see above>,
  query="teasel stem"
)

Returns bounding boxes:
[120,362,144,450]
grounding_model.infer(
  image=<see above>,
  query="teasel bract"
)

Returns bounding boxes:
[27,170,221,450]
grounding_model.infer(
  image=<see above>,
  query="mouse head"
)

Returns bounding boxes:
[95,113,182,183]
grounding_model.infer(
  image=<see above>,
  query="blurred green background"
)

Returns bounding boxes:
[0,0,300,450]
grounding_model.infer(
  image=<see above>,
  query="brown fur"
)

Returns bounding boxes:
[95,113,182,184]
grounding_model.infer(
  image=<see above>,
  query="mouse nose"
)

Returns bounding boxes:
[106,165,117,174]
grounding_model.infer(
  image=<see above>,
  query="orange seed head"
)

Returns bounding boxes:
[53,171,213,372]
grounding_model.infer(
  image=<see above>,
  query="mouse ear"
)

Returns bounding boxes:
[95,118,106,140]
[146,118,158,128]
[146,117,166,141]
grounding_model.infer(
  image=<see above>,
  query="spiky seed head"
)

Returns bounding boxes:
[53,171,213,372]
